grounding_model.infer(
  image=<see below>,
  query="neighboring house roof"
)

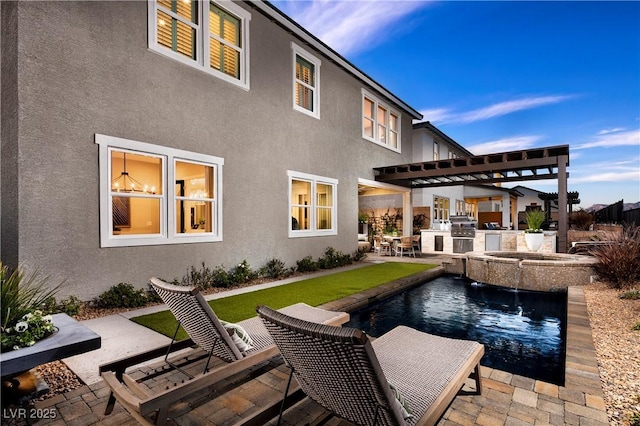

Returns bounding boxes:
[251,1,423,120]
[474,184,524,197]
[413,121,475,157]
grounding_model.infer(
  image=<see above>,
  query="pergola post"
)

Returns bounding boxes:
[403,192,413,236]
[558,155,569,253]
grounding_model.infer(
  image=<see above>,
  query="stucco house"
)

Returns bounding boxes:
[1,0,426,299]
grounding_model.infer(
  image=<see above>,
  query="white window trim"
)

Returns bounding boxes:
[96,134,224,247]
[361,89,401,152]
[147,0,251,90]
[288,170,338,238]
[291,42,321,119]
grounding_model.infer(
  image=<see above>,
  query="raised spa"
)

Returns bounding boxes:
[465,251,598,292]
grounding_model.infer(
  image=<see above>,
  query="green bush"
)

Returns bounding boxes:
[229,260,257,285]
[352,247,368,262]
[318,247,352,269]
[296,256,319,273]
[92,283,149,309]
[260,258,292,279]
[628,410,640,426]
[632,322,640,332]
[184,262,216,290]
[620,290,640,300]
[591,225,640,289]
[211,265,233,288]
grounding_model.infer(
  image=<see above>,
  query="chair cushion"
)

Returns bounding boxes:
[389,382,413,420]
[220,320,254,352]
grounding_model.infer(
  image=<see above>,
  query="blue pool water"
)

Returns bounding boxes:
[346,275,567,385]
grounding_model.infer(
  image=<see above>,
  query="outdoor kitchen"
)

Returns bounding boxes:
[420,215,557,254]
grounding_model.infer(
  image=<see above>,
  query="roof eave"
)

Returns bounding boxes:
[249,0,423,121]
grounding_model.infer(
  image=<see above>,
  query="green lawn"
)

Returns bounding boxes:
[132,262,436,339]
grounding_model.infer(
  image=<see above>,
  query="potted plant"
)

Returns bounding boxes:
[524,209,545,251]
[1,263,61,352]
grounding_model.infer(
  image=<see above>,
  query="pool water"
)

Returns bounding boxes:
[346,275,567,385]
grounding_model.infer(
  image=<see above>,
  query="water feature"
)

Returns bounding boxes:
[466,251,597,291]
[346,275,567,385]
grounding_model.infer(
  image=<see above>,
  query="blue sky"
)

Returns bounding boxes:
[272,0,640,209]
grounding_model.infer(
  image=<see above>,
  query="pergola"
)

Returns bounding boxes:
[373,145,571,252]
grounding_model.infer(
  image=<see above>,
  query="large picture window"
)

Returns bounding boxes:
[149,0,251,89]
[96,134,224,247]
[362,90,401,151]
[292,43,321,118]
[288,171,337,237]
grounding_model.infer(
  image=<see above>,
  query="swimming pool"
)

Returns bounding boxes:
[346,275,567,385]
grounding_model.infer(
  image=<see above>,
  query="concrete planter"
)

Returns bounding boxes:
[524,232,544,252]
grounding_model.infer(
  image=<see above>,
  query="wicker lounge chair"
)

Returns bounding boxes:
[257,305,484,426]
[100,278,349,426]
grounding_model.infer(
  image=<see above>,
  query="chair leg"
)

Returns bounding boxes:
[277,368,295,426]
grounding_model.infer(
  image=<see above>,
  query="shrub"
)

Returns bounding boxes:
[591,224,640,289]
[619,290,640,300]
[59,295,83,316]
[211,265,233,288]
[229,260,257,285]
[184,262,216,290]
[352,247,368,262]
[569,209,594,230]
[317,247,352,269]
[92,283,149,309]
[632,322,640,332]
[260,258,292,279]
[296,256,319,273]
[629,410,640,426]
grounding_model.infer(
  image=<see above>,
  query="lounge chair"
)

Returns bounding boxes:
[257,305,484,426]
[100,278,349,426]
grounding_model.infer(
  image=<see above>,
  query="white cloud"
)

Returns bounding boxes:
[274,0,430,56]
[466,135,543,155]
[418,108,453,123]
[574,129,640,150]
[420,95,575,125]
[570,170,640,183]
[597,127,626,135]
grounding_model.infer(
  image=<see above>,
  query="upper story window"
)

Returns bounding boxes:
[362,90,401,152]
[292,43,320,118]
[288,171,338,238]
[96,134,224,247]
[148,0,251,89]
[433,141,439,161]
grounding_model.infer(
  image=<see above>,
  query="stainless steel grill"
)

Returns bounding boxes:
[450,215,477,238]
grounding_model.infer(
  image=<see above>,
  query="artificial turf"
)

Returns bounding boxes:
[131,262,436,339]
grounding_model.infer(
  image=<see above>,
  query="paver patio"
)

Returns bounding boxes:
[28,255,609,426]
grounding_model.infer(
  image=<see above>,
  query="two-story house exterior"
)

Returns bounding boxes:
[1,0,422,299]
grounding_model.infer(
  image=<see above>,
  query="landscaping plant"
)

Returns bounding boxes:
[590,224,640,289]
[524,209,545,233]
[1,263,61,352]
